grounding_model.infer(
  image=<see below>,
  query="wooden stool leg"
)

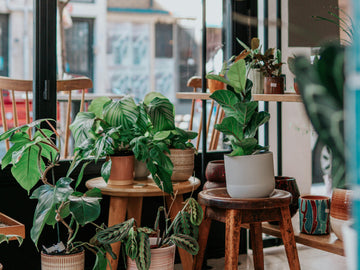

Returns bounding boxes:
[279,207,301,270]
[250,223,264,270]
[166,195,193,270]
[225,209,242,270]
[107,197,128,270]
[193,205,212,270]
[127,197,143,225]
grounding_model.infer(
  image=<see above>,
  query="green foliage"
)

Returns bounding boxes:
[254,48,283,77]
[96,197,203,270]
[0,234,23,246]
[293,44,345,188]
[208,59,270,156]
[0,120,109,269]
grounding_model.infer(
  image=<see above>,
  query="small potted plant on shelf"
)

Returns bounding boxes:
[254,48,284,94]
[96,197,203,270]
[208,59,273,198]
[207,60,229,93]
[0,120,114,269]
[236,37,265,94]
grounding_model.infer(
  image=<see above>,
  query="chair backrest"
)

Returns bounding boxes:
[186,76,224,151]
[0,76,92,158]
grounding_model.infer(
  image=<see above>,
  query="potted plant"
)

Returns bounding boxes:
[253,48,284,94]
[207,59,273,198]
[96,197,203,270]
[236,37,265,94]
[70,96,140,186]
[207,61,229,93]
[0,120,114,269]
[133,92,198,184]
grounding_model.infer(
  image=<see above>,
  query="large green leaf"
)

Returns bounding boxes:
[232,102,258,126]
[69,194,102,226]
[244,111,270,138]
[88,97,111,118]
[136,103,149,135]
[169,234,199,255]
[103,96,138,129]
[146,97,175,132]
[1,139,29,169]
[210,90,239,108]
[227,59,247,93]
[135,232,151,270]
[70,112,96,148]
[214,117,244,142]
[11,145,44,192]
[30,178,73,246]
[0,119,52,141]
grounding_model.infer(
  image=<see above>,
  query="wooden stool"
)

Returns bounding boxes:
[194,188,301,270]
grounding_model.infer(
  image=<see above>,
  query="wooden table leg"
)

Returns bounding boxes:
[250,222,264,270]
[166,194,193,270]
[107,196,128,270]
[193,205,211,270]
[279,207,301,270]
[225,209,242,270]
[127,197,143,225]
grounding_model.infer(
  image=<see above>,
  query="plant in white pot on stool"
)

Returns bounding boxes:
[209,59,273,198]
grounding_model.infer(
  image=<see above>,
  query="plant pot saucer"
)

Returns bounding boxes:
[0,212,25,239]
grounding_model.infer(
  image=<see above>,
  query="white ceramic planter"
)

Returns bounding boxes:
[248,68,264,94]
[224,152,275,198]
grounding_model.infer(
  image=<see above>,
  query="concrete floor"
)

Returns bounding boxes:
[175,244,346,269]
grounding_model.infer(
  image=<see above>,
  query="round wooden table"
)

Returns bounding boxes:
[86,176,201,270]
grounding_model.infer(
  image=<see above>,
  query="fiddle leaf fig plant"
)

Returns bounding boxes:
[0,120,114,269]
[208,59,270,156]
[96,197,203,270]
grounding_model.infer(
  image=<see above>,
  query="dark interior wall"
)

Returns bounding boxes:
[288,0,339,47]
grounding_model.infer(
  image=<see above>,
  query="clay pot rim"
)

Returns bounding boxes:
[300,195,330,201]
[41,248,85,257]
[208,160,224,164]
[275,176,295,181]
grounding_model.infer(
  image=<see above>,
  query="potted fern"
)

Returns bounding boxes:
[0,120,114,269]
[208,59,273,198]
[96,197,203,270]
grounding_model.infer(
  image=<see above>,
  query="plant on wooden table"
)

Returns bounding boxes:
[131,92,198,191]
[96,197,203,270]
[0,120,114,269]
[207,58,273,198]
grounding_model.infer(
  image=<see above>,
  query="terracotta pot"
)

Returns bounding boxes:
[248,68,264,94]
[269,176,300,225]
[134,159,150,180]
[207,78,226,93]
[108,155,134,186]
[224,152,275,198]
[168,148,195,181]
[41,250,85,270]
[264,76,285,94]
[330,188,353,241]
[294,78,300,94]
[204,160,226,190]
[127,238,176,270]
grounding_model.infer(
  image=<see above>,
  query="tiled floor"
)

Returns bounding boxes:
[175,244,347,269]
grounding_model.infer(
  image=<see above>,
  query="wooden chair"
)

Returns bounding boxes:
[186,76,225,151]
[0,76,92,158]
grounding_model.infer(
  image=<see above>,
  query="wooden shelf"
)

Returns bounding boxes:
[0,212,25,239]
[259,213,344,256]
[253,93,302,102]
[176,92,211,100]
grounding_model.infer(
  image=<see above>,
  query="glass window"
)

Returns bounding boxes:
[155,23,173,58]
[64,18,94,83]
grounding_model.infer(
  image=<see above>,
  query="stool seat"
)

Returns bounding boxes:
[199,188,292,209]
[194,188,301,270]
